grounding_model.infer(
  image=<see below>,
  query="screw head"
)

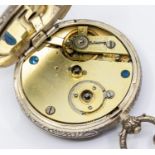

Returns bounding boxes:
[73,35,89,49]
[106,40,116,49]
[105,90,115,99]
[45,106,55,115]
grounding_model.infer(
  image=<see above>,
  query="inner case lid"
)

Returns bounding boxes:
[0,5,71,67]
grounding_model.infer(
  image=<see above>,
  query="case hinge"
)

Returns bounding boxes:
[32,31,48,48]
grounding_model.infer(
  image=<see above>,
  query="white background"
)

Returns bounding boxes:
[0,5,155,149]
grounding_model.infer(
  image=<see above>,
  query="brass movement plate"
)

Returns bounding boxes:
[14,20,141,139]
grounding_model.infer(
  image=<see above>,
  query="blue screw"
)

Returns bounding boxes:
[121,70,130,78]
[29,56,39,65]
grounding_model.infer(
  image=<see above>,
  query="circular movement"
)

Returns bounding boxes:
[14,19,141,139]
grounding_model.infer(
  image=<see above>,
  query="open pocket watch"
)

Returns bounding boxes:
[0,5,155,149]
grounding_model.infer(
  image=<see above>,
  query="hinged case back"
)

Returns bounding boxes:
[0,5,71,67]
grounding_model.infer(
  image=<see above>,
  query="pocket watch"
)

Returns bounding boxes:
[0,5,155,149]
